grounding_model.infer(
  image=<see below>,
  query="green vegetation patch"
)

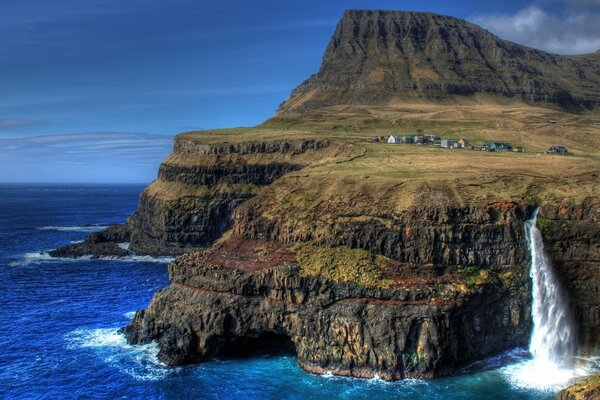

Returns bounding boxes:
[292,243,394,288]
[536,216,553,237]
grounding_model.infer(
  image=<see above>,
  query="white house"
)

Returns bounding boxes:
[441,139,458,148]
[387,135,402,144]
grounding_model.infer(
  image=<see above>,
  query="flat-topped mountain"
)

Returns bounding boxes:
[277,10,600,114]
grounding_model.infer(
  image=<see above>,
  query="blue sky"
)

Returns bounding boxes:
[1,0,599,183]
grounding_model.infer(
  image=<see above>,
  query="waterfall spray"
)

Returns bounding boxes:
[526,209,575,366]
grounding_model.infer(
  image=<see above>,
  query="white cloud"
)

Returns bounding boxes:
[472,6,600,54]
[0,132,173,183]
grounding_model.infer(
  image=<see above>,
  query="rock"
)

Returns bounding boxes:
[49,240,128,258]
[124,231,532,379]
[49,224,130,258]
[558,372,600,400]
[538,200,600,351]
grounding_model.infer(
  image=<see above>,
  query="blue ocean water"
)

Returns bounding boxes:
[0,184,584,399]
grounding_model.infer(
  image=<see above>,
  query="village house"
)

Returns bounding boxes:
[545,146,568,155]
[424,134,440,143]
[483,142,512,151]
[387,135,402,144]
[441,139,458,148]
[403,135,417,144]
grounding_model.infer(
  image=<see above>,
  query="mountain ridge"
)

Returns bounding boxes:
[277,9,600,115]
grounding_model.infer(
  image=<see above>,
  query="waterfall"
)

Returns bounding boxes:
[501,210,589,390]
[525,209,575,366]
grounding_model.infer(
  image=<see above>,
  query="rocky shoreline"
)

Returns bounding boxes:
[122,235,532,380]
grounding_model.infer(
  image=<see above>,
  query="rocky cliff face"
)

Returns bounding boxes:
[538,199,600,351]
[277,10,600,114]
[126,137,342,255]
[124,220,532,379]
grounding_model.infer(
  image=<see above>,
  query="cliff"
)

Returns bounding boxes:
[277,10,600,115]
[124,204,533,379]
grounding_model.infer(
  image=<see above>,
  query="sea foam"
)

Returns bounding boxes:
[9,251,174,266]
[37,225,108,233]
[66,328,175,381]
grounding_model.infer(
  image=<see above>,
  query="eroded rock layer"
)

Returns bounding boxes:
[124,232,532,380]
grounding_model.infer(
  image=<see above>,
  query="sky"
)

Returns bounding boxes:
[1,0,599,183]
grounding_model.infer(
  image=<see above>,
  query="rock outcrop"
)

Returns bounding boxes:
[558,372,600,400]
[124,225,532,379]
[49,224,130,258]
[277,10,600,115]
[52,135,352,257]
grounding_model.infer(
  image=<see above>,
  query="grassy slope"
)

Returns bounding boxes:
[179,101,600,207]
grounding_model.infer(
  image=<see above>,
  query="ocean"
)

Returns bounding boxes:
[0,184,591,399]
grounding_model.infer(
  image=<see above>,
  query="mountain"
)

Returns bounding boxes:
[277,10,600,114]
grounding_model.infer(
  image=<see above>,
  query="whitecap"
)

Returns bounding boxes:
[9,251,174,266]
[123,311,137,319]
[66,327,175,381]
[8,251,86,266]
[37,225,108,232]
[321,371,334,378]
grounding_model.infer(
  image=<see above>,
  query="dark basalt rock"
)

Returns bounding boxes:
[538,199,600,351]
[123,237,532,380]
[49,224,130,258]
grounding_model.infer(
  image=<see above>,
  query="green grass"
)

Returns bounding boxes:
[292,243,394,288]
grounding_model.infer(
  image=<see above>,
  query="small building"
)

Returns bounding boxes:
[403,135,417,144]
[424,134,440,143]
[441,139,458,148]
[387,135,402,144]
[371,136,380,142]
[458,138,470,149]
[545,146,568,155]
[484,142,512,151]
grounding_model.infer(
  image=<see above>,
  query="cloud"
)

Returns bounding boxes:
[472,6,600,54]
[0,132,173,183]
[0,118,44,129]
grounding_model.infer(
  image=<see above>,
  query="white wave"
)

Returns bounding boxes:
[8,251,86,266]
[37,225,108,232]
[9,251,174,266]
[120,255,175,263]
[66,327,175,381]
[123,311,137,319]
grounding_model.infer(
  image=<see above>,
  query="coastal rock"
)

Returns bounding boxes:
[124,236,532,379]
[558,372,600,400]
[49,224,130,258]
